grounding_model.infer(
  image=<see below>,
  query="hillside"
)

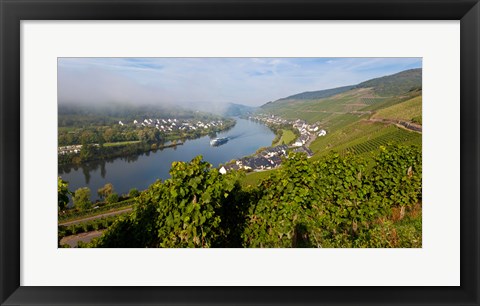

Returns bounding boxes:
[356,68,422,96]
[371,94,422,124]
[274,85,355,102]
[258,68,422,130]
[243,68,422,186]
[261,68,421,111]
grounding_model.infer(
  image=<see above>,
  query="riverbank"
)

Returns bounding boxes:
[58,121,235,166]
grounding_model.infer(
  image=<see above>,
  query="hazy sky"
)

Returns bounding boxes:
[58,58,421,107]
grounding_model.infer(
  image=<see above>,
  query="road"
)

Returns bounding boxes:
[59,207,132,226]
[368,118,422,133]
[60,230,106,247]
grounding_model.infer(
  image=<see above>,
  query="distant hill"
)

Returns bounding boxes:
[275,85,355,102]
[223,103,257,117]
[58,103,225,127]
[261,68,422,109]
[355,68,422,96]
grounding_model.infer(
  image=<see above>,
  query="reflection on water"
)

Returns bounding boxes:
[58,118,274,202]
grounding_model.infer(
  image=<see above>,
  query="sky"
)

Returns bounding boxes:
[58,58,421,108]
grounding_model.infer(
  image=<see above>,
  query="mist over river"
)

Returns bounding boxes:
[58,118,274,202]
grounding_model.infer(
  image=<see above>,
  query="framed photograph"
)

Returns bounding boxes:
[1,0,478,305]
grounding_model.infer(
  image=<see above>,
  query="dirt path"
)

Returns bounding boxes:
[60,230,105,247]
[368,118,422,133]
[59,207,132,226]
[305,134,317,148]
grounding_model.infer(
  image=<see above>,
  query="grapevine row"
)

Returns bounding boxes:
[342,130,419,156]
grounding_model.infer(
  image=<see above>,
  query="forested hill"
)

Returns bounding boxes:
[272,85,355,102]
[223,103,257,117]
[261,68,422,109]
[355,68,422,96]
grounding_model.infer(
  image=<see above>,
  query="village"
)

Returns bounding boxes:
[122,117,228,134]
[58,117,231,155]
[219,114,326,173]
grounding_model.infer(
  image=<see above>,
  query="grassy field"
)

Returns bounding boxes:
[371,95,422,122]
[274,129,296,146]
[104,140,141,147]
[241,170,275,187]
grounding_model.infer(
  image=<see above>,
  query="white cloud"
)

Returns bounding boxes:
[58,58,421,107]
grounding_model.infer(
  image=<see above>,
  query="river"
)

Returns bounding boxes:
[58,118,274,202]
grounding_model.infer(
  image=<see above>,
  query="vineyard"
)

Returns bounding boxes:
[361,97,388,105]
[58,215,118,240]
[340,129,421,157]
[80,145,422,248]
[371,95,422,122]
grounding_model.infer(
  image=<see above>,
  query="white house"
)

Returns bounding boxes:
[318,129,327,137]
[293,140,303,147]
[219,166,227,175]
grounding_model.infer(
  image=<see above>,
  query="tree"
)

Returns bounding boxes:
[91,156,248,248]
[103,128,115,143]
[73,187,92,211]
[79,144,94,162]
[106,192,119,204]
[129,188,140,198]
[97,183,114,200]
[57,177,71,211]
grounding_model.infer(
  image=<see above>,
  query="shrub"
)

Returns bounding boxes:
[73,187,92,211]
[106,193,119,204]
[129,188,140,198]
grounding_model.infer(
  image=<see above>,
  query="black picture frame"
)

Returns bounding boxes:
[1,0,479,305]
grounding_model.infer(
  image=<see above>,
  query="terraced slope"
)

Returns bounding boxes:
[371,95,422,124]
[310,120,421,160]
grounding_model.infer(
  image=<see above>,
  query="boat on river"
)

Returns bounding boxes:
[210,137,229,146]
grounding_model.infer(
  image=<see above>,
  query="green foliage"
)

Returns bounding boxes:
[58,118,236,166]
[411,116,422,125]
[98,183,114,200]
[356,68,422,96]
[87,145,421,248]
[72,187,92,211]
[372,95,422,123]
[340,130,421,157]
[58,215,119,241]
[265,85,354,104]
[370,145,422,208]
[106,192,119,204]
[272,129,296,146]
[129,188,140,198]
[58,177,71,211]
[58,198,134,222]
[92,156,250,248]
[242,145,422,248]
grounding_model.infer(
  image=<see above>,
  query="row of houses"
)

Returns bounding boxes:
[58,145,82,155]
[219,144,313,174]
[121,118,226,133]
[250,115,327,148]
[289,119,327,147]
